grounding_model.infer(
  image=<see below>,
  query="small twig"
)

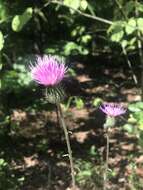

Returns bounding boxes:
[44,0,113,25]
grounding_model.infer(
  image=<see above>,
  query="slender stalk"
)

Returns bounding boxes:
[104,128,109,190]
[44,0,113,25]
[57,103,76,189]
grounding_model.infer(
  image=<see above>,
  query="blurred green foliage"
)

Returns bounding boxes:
[0,158,24,190]
[75,145,103,189]
[123,101,143,147]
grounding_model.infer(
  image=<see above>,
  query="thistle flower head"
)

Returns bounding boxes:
[100,103,126,117]
[30,55,67,86]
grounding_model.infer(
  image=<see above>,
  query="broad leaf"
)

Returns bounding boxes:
[108,21,125,42]
[80,0,88,11]
[136,2,143,13]
[137,18,143,33]
[125,18,136,35]
[64,0,80,13]
[12,7,33,32]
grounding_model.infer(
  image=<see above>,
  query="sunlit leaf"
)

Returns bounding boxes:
[89,145,97,156]
[137,18,143,33]
[80,0,88,11]
[12,7,33,32]
[136,2,143,13]
[108,21,125,42]
[0,31,4,50]
[0,2,8,23]
[75,97,84,109]
[138,123,143,131]
[81,34,91,44]
[139,131,143,147]
[125,18,136,35]
[63,41,88,55]
[128,102,143,112]
[123,124,134,134]
[93,98,102,107]
[121,40,128,48]
[64,0,80,13]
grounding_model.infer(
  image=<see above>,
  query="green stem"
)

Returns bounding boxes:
[57,103,76,188]
[104,128,109,190]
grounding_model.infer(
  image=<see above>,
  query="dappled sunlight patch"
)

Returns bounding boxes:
[23,155,39,168]
[73,131,90,143]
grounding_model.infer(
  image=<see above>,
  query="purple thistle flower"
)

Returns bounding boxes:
[100,103,126,117]
[30,55,68,86]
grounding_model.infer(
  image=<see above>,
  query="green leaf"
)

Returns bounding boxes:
[89,145,97,156]
[124,1,134,16]
[137,18,143,33]
[75,97,84,109]
[136,2,143,13]
[121,40,128,48]
[128,102,143,112]
[135,102,143,109]
[71,26,85,37]
[81,34,91,44]
[93,98,102,107]
[64,0,80,13]
[0,2,8,23]
[121,37,136,50]
[0,31,4,50]
[110,30,124,42]
[63,41,88,55]
[108,21,125,42]
[139,131,143,147]
[125,18,136,35]
[80,0,88,11]
[12,7,33,32]
[79,170,92,177]
[138,123,143,131]
[123,124,134,134]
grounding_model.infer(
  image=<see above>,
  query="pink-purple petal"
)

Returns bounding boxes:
[30,55,67,86]
[100,103,126,117]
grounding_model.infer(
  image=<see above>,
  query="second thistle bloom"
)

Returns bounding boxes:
[30,55,67,86]
[100,103,126,117]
